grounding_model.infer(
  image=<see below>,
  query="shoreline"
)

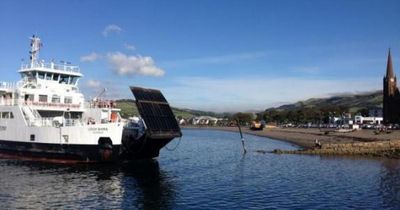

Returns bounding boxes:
[183,126,368,148]
[183,126,400,158]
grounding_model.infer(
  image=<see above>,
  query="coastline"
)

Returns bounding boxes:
[183,126,400,158]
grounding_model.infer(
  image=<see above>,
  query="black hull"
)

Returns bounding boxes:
[120,134,174,160]
[0,140,121,163]
[0,133,175,163]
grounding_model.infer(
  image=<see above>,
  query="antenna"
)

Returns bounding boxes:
[93,88,107,101]
[29,35,42,67]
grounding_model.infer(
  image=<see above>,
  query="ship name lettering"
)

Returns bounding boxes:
[88,127,108,132]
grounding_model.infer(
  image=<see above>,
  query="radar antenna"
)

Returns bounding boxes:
[93,88,107,101]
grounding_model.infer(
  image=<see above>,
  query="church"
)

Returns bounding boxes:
[383,49,400,124]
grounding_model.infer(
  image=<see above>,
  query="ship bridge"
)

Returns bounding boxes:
[18,35,83,86]
[18,62,83,86]
[0,35,86,112]
[19,62,82,77]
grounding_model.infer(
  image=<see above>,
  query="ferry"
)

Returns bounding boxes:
[0,35,182,163]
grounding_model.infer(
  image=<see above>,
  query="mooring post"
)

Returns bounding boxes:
[236,120,247,154]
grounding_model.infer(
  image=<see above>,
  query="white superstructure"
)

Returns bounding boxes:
[0,35,123,148]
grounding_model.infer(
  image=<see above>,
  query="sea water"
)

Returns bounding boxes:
[1,129,400,209]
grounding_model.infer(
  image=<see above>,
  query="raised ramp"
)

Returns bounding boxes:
[130,86,182,139]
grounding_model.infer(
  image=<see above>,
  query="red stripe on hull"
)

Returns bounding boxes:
[0,152,98,164]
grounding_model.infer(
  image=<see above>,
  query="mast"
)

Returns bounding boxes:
[29,35,42,67]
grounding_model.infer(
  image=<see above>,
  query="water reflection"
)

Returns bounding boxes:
[380,160,400,208]
[0,159,176,209]
[120,160,176,209]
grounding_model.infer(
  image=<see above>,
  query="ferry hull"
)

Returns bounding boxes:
[0,140,121,163]
[120,134,174,160]
[0,134,175,163]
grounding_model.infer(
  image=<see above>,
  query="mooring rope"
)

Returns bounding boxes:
[165,136,182,151]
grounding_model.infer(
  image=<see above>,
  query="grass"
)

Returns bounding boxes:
[116,100,196,119]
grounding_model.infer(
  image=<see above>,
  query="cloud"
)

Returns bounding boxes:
[124,43,136,51]
[102,24,123,37]
[80,52,101,62]
[162,76,381,112]
[107,52,165,77]
[86,79,101,88]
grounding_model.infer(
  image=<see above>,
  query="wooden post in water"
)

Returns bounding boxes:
[236,119,247,154]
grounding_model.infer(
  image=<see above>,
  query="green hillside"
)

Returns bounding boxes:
[261,90,383,123]
[115,99,221,119]
[273,90,382,113]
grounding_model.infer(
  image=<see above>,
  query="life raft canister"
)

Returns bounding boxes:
[110,112,118,122]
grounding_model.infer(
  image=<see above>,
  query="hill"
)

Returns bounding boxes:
[261,91,383,123]
[270,90,382,113]
[115,99,222,119]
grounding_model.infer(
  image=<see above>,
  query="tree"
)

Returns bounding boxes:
[358,108,369,117]
[232,112,254,125]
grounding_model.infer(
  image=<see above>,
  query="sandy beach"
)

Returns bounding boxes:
[184,126,400,149]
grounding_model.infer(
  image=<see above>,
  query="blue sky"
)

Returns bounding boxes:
[1,0,399,112]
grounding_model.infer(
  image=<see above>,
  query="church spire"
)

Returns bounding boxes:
[386,48,395,78]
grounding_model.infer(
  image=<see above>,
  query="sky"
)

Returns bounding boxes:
[0,0,400,112]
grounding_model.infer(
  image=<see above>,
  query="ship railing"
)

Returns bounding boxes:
[64,118,83,127]
[35,118,53,127]
[0,81,17,90]
[86,100,118,109]
[20,62,80,73]
[0,99,18,106]
[31,117,83,127]
[24,101,82,109]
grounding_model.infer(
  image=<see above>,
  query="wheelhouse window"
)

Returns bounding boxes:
[45,73,52,80]
[24,71,37,82]
[51,95,60,103]
[64,97,72,104]
[53,74,60,81]
[1,112,9,118]
[0,112,13,119]
[70,77,79,85]
[39,95,48,102]
[38,72,45,79]
[21,72,29,79]
[60,75,69,84]
[24,94,34,102]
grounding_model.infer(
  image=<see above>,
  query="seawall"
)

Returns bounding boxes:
[273,140,400,158]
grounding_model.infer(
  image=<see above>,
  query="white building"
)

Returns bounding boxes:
[354,115,383,125]
[191,116,219,125]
